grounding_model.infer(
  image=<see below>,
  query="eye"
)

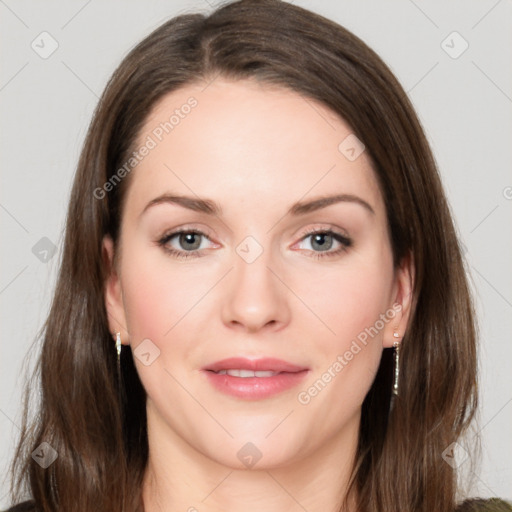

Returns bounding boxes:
[157,227,352,260]
[157,229,214,259]
[296,228,352,259]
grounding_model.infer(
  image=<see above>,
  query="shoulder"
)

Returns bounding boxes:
[456,498,512,511]
[2,500,36,512]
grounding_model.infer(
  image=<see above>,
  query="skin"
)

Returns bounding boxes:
[103,77,414,512]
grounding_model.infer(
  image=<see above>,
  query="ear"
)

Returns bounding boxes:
[382,251,415,348]
[102,234,130,345]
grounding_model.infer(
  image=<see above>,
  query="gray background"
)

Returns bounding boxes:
[1,0,511,506]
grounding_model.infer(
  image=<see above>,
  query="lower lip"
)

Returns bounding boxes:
[203,370,309,400]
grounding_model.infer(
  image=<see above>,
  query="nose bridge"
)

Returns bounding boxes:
[221,234,289,331]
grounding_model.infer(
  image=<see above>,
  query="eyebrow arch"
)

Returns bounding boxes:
[141,194,220,217]
[289,194,375,216]
[140,192,375,219]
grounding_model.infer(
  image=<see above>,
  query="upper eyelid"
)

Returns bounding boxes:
[160,225,214,240]
[300,226,350,239]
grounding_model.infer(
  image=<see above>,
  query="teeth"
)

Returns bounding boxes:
[215,369,279,377]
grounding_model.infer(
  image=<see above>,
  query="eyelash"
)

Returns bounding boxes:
[157,228,352,260]
[300,228,352,259]
[157,229,208,260]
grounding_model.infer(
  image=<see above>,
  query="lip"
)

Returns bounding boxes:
[203,357,308,373]
[202,357,309,400]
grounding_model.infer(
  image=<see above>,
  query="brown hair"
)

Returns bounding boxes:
[8,1,478,510]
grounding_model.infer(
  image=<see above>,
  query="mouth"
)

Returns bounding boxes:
[202,357,309,400]
[209,369,283,377]
[203,356,308,373]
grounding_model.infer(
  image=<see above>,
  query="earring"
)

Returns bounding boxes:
[115,332,122,375]
[392,328,400,396]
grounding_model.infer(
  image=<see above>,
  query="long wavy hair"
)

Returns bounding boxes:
[8,1,478,510]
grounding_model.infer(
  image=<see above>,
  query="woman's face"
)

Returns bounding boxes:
[104,78,412,469]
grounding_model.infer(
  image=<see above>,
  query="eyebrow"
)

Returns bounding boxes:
[139,192,375,219]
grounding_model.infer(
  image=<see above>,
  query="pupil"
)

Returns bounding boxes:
[180,233,201,250]
[312,233,332,251]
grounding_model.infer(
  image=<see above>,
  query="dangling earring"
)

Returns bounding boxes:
[392,328,400,396]
[115,332,122,376]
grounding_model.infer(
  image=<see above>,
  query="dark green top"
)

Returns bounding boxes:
[456,499,512,511]
[3,497,512,511]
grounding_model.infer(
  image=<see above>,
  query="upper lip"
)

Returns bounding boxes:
[203,357,308,373]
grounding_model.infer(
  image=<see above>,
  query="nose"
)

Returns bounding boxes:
[221,244,291,333]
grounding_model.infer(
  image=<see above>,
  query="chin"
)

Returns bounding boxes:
[198,431,307,471]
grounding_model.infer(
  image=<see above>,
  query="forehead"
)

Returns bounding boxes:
[125,77,384,221]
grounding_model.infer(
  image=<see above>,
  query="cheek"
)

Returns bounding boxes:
[118,249,215,399]
[121,264,171,342]
[119,246,211,344]
[294,263,393,420]
[292,248,394,412]
[296,256,394,354]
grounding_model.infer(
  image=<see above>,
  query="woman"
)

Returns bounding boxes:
[6,0,511,511]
